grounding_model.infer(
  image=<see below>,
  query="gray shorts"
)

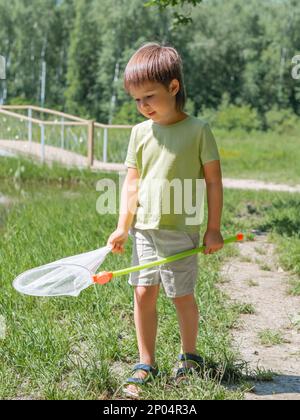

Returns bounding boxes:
[128,227,200,298]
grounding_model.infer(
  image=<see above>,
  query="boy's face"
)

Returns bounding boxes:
[129,80,180,122]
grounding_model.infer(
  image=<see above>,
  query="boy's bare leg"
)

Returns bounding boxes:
[173,293,199,364]
[134,285,160,364]
[124,285,160,395]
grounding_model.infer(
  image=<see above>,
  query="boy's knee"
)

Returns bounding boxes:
[134,285,159,306]
[172,293,196,308]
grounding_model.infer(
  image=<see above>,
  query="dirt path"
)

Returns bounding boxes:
[220,232,300,400]
[1,140,300,193]
[0,140,125,173]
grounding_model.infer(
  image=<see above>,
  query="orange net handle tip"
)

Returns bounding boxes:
[236,233,244,241]
[93,272,114,285]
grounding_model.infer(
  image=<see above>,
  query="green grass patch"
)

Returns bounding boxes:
[258,262,272,271]
[0,158,247,400]
[258,330,285,347]
[231,303,256,315]
[0,156,117,187]
[0,156,299,399]
[247,280,259,287]
[216,128,300,185]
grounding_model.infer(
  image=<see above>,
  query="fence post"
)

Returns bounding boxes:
[88,120,95,167]
[28,108,32,143]
[61,117,64,149]
[40,123,45,163]
[103,127,108,163]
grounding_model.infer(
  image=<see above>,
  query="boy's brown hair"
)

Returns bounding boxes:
[124,42,186,112]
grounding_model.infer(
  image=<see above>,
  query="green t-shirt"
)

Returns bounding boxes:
[124,115,220,233]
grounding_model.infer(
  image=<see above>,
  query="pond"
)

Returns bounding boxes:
[0,193,12,206]
[0,148,16,157]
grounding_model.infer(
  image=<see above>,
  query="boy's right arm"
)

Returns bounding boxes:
[107,167,139,254]
[117,167,140,232]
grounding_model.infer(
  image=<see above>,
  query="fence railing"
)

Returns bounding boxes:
[0,105,133,166]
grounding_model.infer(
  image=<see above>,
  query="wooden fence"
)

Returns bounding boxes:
[0,105,132,166]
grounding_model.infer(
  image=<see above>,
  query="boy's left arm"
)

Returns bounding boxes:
[203,160,224,255]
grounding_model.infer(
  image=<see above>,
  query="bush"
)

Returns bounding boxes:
[184,98,196,115]
[6,97,35,106]
[265,107,299,134]
[198,106,217,126]
[112,101,144,125]
[215,104,261,132]
[198,94,261,132]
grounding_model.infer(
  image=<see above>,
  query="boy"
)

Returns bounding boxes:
[107,42,224,398]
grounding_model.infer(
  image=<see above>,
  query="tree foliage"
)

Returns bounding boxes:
[145,0,202,26]
[0,0,299,123]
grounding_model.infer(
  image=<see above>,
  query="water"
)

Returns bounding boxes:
[0,148,16,157]
[0,193,12,206]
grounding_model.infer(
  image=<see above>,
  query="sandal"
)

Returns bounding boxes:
[175,353,205,383]
[123,363,159,398]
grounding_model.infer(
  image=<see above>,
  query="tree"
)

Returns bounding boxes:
[145,0,203,26]
[65,0,100,118]
[93,0,174,122]
[1,0,299,120]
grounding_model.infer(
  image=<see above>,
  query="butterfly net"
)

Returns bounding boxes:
[13,246,112,297]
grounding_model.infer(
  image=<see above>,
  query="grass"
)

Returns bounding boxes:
[0,156,115,187]
[273,234,300,295]
[239,256,252,263]
[231,303,256,315]
[0,158,246,400]
[0,156,299,399]
[288,278,300,296]
[251,368,275,382]
[254,246,267,255]
[247,280,259,287]
[290,314,300,332]
[227,190,300,294]
[258,330,285,347]
[215,127,300,185]
[259,263,272,271]
[1,115,300,185]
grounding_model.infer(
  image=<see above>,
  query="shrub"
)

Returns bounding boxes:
[112,101,144,125]
[215,103,261,132]
[265,107,299,134]
[199,106,217,126]
[198,94,261,132]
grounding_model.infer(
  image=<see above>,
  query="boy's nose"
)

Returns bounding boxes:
[139,99,149,110]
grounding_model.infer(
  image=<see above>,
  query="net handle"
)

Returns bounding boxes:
[93,233,244,285]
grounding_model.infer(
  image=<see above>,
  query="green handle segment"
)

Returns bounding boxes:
[112,233,244,278]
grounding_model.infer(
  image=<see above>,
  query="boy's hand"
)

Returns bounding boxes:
[203,229,224,255]
[107,227,129,254]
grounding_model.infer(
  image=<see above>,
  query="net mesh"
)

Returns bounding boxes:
[13,246,112,297]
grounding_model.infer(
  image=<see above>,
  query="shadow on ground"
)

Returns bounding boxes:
[248,375,300,399]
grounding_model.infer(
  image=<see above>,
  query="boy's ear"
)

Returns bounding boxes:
[169,79,180,96]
